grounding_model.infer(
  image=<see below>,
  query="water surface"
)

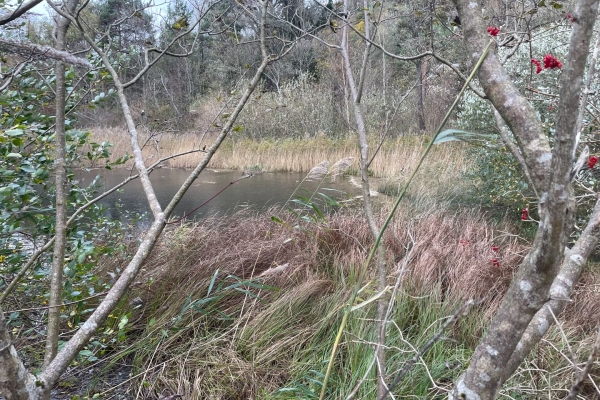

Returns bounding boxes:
[78,169,360,221]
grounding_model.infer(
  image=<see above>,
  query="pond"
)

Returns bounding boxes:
[77,168,363,221]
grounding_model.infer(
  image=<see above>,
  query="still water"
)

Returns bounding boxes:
[77,169,361,221]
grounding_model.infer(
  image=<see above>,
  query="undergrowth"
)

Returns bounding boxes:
[70,205,600,399]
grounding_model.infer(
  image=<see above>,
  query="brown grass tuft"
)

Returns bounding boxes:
[93,204,600,398]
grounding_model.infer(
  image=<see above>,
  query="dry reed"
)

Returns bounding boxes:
[87,127,470,180]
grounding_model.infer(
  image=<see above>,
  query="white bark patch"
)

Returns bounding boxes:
[82,319,98,333]
[537,316,549,335]
[551,284,569,298]
[469,1,477,8]
[537,152,552,164]
[516,341,524,351]
[486,345,499,357]
[479,372,491,382]
[520,280,532,292]
[569,254,584,266]
[454,378,482,400]
[557,276,574,288]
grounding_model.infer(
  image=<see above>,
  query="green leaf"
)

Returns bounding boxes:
[118,315,129,330]
[433,129,498,146]
[318,192,341,207]
[6,153,22,158]
[271,215,284,223]
[207,269,219,296]
[5,129,24,137]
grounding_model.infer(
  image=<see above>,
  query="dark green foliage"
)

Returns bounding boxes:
[0,63,130,364]
[466,145,533,217]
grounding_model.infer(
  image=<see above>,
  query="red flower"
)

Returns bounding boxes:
[492,245,499,252]
[487,26,500,36]
[531,58,542,74]
[492,258,500,267]
[567,13,575,23]
[521,208,529,221]
[543,54,562,69]
[588,156,598,169]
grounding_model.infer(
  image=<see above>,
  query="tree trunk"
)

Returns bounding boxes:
[0,305,38,400]
[450,0,599,397]
[44,0,79,370]
[415,59,426,131]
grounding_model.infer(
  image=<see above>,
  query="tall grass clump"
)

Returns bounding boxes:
[78,203,600,399]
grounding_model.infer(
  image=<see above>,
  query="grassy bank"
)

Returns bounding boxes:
[76,205,600,399]
[73,128,600,398]
[89,127,470,179]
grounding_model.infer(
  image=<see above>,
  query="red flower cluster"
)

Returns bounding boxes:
[567,13,575,23]
[490,245,501,266]
[531,55,562,74]
[521,208,529,221]
[589,156,599,169]
[543,54,563,69]
[531,58,543,74]
[459,239,471,246]
[487,26,500,36]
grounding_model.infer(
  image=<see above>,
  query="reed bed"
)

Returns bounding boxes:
[87,127,470,180]
[89,206,600,399]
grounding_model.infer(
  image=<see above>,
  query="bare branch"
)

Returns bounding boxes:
[0,61,27,91]
[566,325,600,400]
[500,191,600,384]
[0,0,43,25]
[493,109,538,199]
[0,304,38,398]
[380,300,478,400]
[341,21,487,99]
[573,28,600,158]
[0,38,92,68]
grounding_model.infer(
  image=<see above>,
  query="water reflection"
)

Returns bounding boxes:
[77,169,360,221]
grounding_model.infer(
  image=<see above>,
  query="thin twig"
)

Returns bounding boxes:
[565,325,600,400]
[165,174,253,224]
[4,291,108,314]
[379,300,478,400]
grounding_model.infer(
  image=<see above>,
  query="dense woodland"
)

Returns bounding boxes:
[2,0,600,399]
[3,0,473,135]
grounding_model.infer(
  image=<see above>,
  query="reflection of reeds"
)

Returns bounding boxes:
[86,128,469,180]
